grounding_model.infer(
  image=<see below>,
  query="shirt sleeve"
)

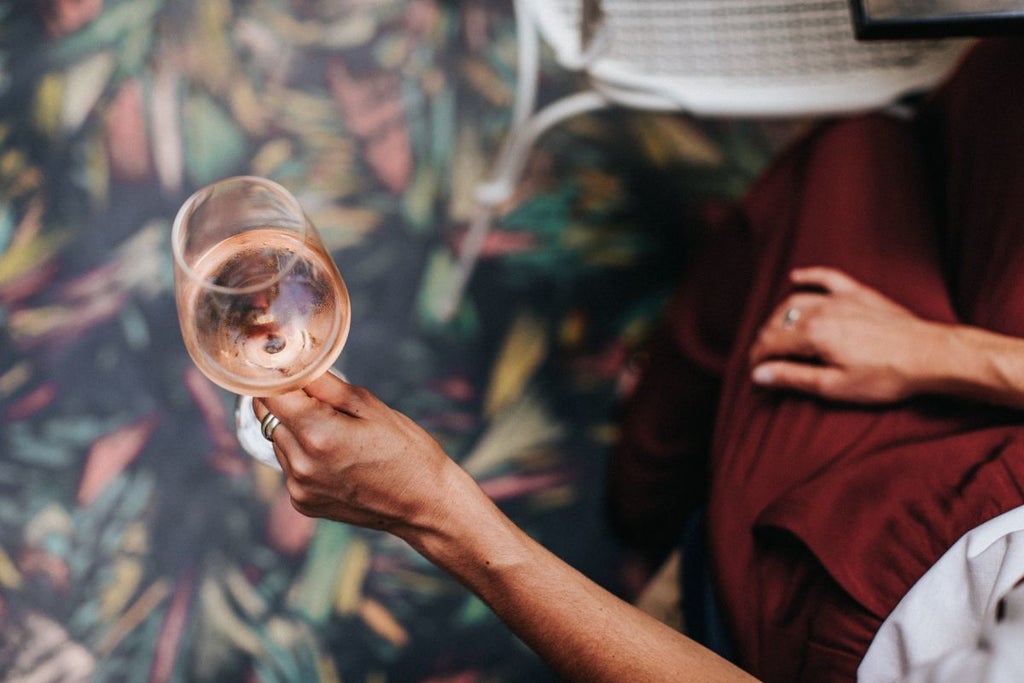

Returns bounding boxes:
[859,505,1024,682]
[895,577,1024,682]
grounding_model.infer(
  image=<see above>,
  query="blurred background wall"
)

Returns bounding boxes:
[0,1,784,680]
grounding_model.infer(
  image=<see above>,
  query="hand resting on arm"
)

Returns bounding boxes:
[749,266,1024,410]
[255,375,757,683]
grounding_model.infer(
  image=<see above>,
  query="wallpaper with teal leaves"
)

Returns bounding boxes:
[0,1,787,681]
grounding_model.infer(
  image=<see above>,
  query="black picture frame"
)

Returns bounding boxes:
[850,1,1024,39]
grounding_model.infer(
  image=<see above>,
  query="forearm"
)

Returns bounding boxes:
[401,466,756,683]
[916,323,1024,410]
[262,376,752,679]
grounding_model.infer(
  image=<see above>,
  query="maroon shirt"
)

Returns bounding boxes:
[611,39,1024,682]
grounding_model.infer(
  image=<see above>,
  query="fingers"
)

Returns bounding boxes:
[255,373,377,434]
[253,376,384,473]
[770,292,823,329]
[752,266,878,364]
[751,360,840,398]
[251,397,294,474]
[261,387,335,437]
[302,372,378,419]
[789,266,863,295]
[750,292,824,364]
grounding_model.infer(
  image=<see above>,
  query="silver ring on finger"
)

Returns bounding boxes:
[260,412,282,442]
[782,306,801,328]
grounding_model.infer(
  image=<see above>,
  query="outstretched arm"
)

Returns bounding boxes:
[749,266,1024,410]
[256,375,757,683]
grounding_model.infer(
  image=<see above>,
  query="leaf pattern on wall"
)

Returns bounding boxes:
[0,0,790,680]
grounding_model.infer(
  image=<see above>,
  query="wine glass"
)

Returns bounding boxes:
[171,176,351,468]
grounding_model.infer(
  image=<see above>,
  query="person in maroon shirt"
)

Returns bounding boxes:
[610,37,1024,681]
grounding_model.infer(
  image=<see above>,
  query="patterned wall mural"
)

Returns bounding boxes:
[0,1,783,680]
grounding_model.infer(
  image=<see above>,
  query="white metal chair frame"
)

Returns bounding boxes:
[436,0,969,320]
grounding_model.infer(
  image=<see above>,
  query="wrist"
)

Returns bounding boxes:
[906,320,963,396]
[910,322,1021,406]
[396,463,532,584]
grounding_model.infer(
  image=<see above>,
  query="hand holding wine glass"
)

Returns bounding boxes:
[171,176,351,467]
[170,184,755,683]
